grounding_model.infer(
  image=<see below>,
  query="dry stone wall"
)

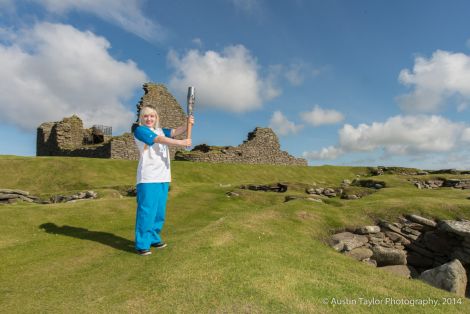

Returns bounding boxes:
[175,127,307,166]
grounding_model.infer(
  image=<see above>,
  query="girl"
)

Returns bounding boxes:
[133,106,193,255]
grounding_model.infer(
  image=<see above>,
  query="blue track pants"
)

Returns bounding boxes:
[135,182,169,250]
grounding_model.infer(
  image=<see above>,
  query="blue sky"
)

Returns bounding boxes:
[1,0,470,169]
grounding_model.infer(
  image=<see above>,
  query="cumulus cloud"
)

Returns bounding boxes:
[398,50,470,113]
[304,115,467,160]
[300,105,344,126]
[461,128,470,142]
[303,146,343,160]
[35,0,165,42]
[0,22,147,131]
[168,45,280,112]
[269,111,303,136]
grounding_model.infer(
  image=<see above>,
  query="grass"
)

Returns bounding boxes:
[1,156,470,313]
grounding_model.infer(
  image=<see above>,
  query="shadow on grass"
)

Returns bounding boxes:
[39,223,135,253]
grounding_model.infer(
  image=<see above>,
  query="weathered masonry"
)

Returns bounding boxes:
[36,83,307,166]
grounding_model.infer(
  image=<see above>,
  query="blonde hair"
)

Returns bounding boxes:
[139,106,160,128]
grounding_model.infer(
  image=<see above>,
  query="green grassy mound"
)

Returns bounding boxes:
[1,156,469,313]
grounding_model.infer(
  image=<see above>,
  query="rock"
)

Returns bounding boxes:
[401,226,421,237]
[305,188,316,194]
[379,221,402,234]
[323,188,337,197]
[226,191,239,197]
[85,191,97,198]
[0,193,22,200]
[285,195,322,202]
[345,247,373,261]
[368,232,385,240]
[380,265,415,279]
[406,214,437,228]
[371,246,407,266]
[385,231,411,245]
[355,226,381,234]
[438,220,470,237]
[380,221,418,241]
[362,258,377,267]
[404,243,434,258]
[450,249,470,264]
[423,231,458,255]
[407,252,434,268]
[419,259,467,297]
[328,232,368,252]
[0,188,30,196]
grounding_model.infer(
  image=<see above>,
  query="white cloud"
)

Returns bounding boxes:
[0,22,147,131]
[192,38,203,47]
[168,45,280,112]
[461,128,470,142]
[304,115,467,160]
[303,146,343,160]
[398,50,470,113]
[35,0,165,42]
[269,111,303,136]
[300,105,344,126]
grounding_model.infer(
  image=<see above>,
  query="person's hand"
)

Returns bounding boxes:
[188,115,195,126]
[181,138,192,147]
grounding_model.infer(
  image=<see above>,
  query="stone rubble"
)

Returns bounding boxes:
[0,189,98,204]
[411,178,470,190]
[328,215,470,296]
[50,191,98,203]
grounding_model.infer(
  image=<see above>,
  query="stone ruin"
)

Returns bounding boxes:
[329,215,470,297]
[36,83,186,160]
[174,128,307,166]
[36,83,306,165]
[37,115,138,159]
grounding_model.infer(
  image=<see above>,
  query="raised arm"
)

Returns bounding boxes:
[154,135,191,147]
[171,115,194,137]
[135,125,191,148]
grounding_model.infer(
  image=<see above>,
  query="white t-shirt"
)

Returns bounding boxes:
[134,126,172,183]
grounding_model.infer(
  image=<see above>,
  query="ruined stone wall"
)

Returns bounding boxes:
[36,83,305,166]
[36,83,187,160]
[37,115,86,156]
[110,133,139,160]
[36,122,56,156]
[175,127,308,166]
